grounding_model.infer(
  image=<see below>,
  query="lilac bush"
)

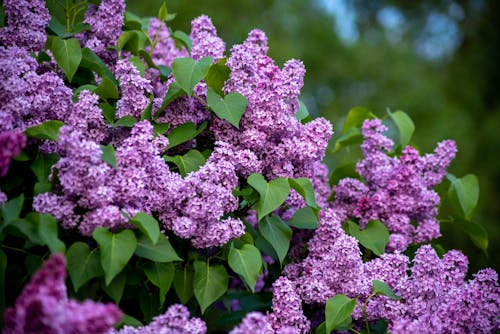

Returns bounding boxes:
[0,0,498,333]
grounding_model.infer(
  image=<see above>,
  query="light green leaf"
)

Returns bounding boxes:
[342,107,375,133]
[27,213,65,254]
[258,215,292,265]
[174,267,194,304]
[93,228,137,285]
[100,144,116,168]
[372,280,402,300]
[25,120,64,141]
[167,121,207,149]
[228,243,262,292]
[171,31,192,52]
[49,37,82,82]
[157,2,168,21]
[130,212,160,244]
[247,173,290,221]
[333,127,363,153]
[135,234,182,262]
[172,56,213,96]
[207,88,248,128]
[164,149,206,176]
[193,261,228,313]
[66,242,104,291]
[206,58,230,96]
[325,294,356,332]
[288,177,318,209]
[387,110,415,148]
[294,100,309,121]
[447,174,479,220]
[347,220,389,256]
[144,262,174,306]
[286,206,318,229]
[113,115,138,128]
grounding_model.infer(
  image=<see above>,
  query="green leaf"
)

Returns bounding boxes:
[157,2,168,21]
[115,314,143,328]
[342,107,375,133]
[171,30,192,52]
[258,216,292,265]
[294,100,309,121]
[154,82,185,119]
[94,76,119,100]
[49,37,82,82]
[129,56,146,76]
[207,88,248,128]
[130,212,160,244]
[174,267,194,304]
[333,127,363,153]
[25,120,64,141]
[347,220,389,256]
[329,162,358,186]
[447,174,479,220]
[286,206,318,229]
[100,144,117,168]
[172,56,213,96]
[167,121,207,149]
[73,84,98,101]
[288,177,318,209]
[457,218,488,250]
[101,271,126,304]
[164,149,206,176]
[80,48,116,81]
[157,65,172,81]
[66,242,104,291]
[247,173,290,221]
[118,30,151,55]
[387,110,415,148]
[193,261,228,313]
[114,115,138,128]
[93,228,137,285]
[206,58,230,96]
[144,262,174,306]
[135,234,182,262]
[139,289,161,323]
[325,294,356,332]
[100,103,116,123]
[228,243,262,292]
[1,193,24,225]
[153,122,170,135]
[27,213,65,254]
[47,17,71,38]
[0,249,6,315]
[372,280,402,300]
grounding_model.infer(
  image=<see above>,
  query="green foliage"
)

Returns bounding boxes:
[174,267,194,303]
[134,234,182,262]
[372,280,402,300]
[447,174,479,221]
[228,242,262,292]
[24,120,64,141]
[206,88,248,128]
[325,294,356,332]
[288,177,319,209]
[346,220,389,256]
[66,242,103,291]
[172,56,213,96]
[247,173,290,221]
[387,110,415,148]
[205,58,230,95]
[144,262,174,306]
[193,261,229,313]
[48,36,82,82]
[258,215,292,265]
[100,144,117,168]
[164,149,206,176]
[286,206,318,229]
[167,122,207,149]
[130,212,161,244]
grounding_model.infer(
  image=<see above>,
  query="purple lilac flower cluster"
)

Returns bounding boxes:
[3,254,122,334]
[0,131,26,177]
[108,304,206,334]
[332,118,457,251]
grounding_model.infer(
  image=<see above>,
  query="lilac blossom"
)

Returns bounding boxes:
[190,15,226,61]
[67,90,109,143]
[0,131,26,177]
[147,18,189,67]
[3,254,122,334]
[109,304,206,334]
[332,118,457,251]
[115,59,153,119]
[230,312,274,334]
[0,0,50,51]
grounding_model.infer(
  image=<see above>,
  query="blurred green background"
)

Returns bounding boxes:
[126,0,499,272]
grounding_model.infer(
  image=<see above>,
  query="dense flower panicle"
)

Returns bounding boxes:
[230,312,274,334]
[0,0,50,51]
[0,131,26,177]
[333,118,456,251]
[3,254,122,334]
[190,15,226,61]
[67,90,109,143]
[115,59,153,119]
[147,18,189,67]
[267,276,310,334]
[109,304,206,334]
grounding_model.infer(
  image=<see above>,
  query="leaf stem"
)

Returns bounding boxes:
[363,292,376,334]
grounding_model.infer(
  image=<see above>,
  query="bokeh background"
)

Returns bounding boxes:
[126,0,499,272]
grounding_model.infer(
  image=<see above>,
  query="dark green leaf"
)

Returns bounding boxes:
[347,220,389,256]
[247,173,290,221]
[258,216,292,265]
[294,100,309,121]
[66,242,104,291]
[207,88,248,128]
[25,120,64,141]
[193,261,228,313]
[93,228,137,285]
[447,174,479,220]
[47,17,71,38]
[288,177,318,209]
[286,206,319,229]
[206,58,230,96]
[34,181,51,195]
[157,65,172,81]
[115,314,143,328]
[228,243,262,292]
[0,193,24,225]
[144,262,174,306]
[100,103,116,123]
[80,48,116,81]
[101,271,126,304]
[114,115,138,128]
[387,110,414,148]
[135,234,182,262]
[139,289,160,323]
[333,127,363,153]
[325,294,356,332]
[154,82,185,119]
[172,56,213,96]
[174,267,194,304]
[26,213,65,254]
[0,249,6,315]
[118,30,151,55]
[457,218,488,250]
[130,212,160,244]
[167,121,207,149]
[329,162,358,186]
[372,280,402,300]
[49,37,82,82]
[342,107,375,133]
[153,122,170,135]
[100,144,117,168]
[171,30,192,52]
[94,76,119,100]
[164,149,206,176]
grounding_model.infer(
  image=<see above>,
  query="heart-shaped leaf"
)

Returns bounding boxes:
[130,212,160,244]
[372,280,402,300]
[193,261,228,313]
[66,242,104,291]
[347,220,389,256]
[228,243,262,292]
[247,173,290,221]
[49,36,82,82]
[258,215,292,265]
[207,88,248,128]
[172,56,212,96]
[325,294,356,333]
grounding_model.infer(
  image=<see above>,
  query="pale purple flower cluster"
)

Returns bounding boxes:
[3,254,122,334]
[68,90,109,142]
[0,0,50,51]
[230,312,299,334]
[109,304,206,334]
[147,18,189,68]
[0,130,26,177]
[190,15,225,61]
[333,118,457,251]
[0,46,72,132]
[116,59,153,119]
